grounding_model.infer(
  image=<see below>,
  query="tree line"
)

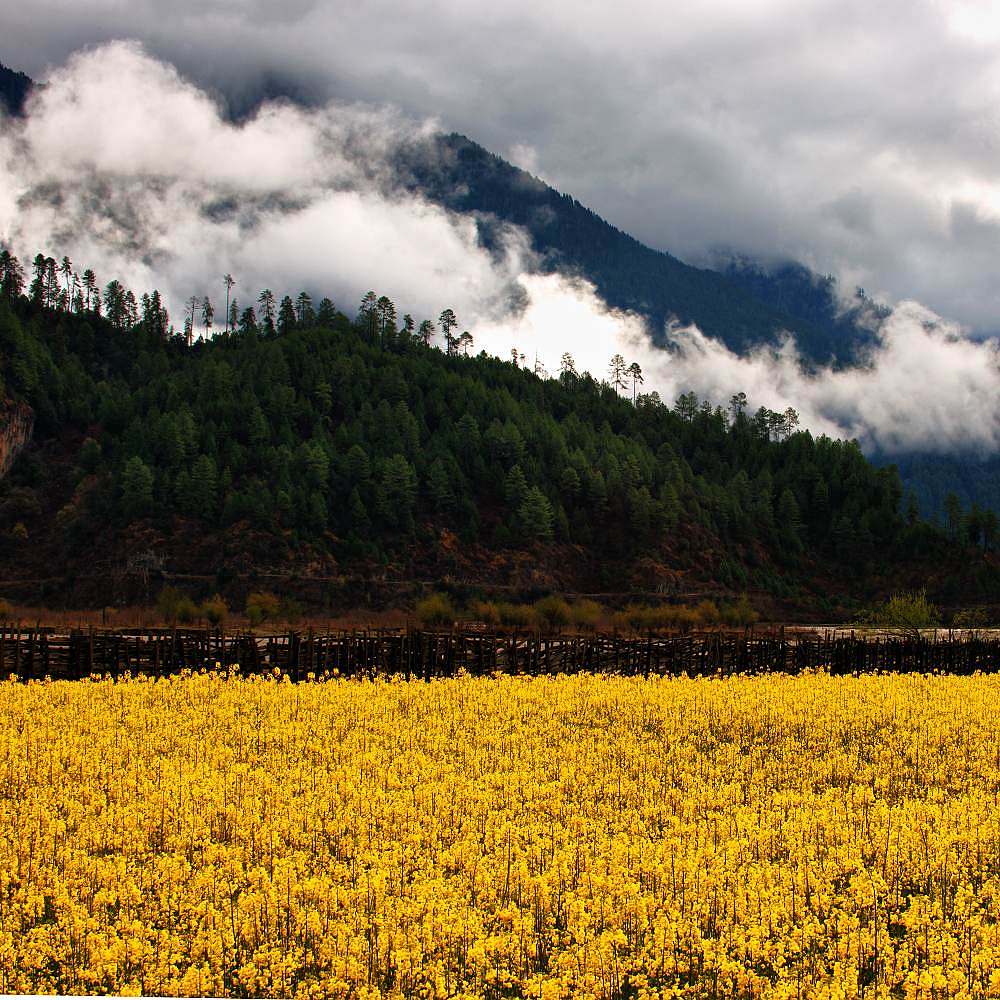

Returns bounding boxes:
[1,245,996,608]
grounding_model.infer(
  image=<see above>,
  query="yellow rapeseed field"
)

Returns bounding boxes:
[1,670,1000,998]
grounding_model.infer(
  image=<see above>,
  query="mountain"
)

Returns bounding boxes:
[2,58,998,530]
[888,452,1000,524]
[395,133,879,366]
[0,61,31,116]
[0,284,996,617]
[0,61,884,364]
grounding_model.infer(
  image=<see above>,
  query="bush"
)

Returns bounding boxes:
[720,594,759,627]
[156,585,185,623]
[953,606,990,629]
[692,600,721,626]
[415,593,455,629]
[246,591,281,626]
[175,597,200,625]
[533,595,572,632]
[470,600,501,627]
[570,599,602,631]
[497,602,536,629]
[202,594,228,625]
[611,604,652,633]
[280,597,304,625]
[863,589,940,631]
[0,598,12,623]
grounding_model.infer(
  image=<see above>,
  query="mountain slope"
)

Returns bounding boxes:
[0,284,996,616]
[0,61,31,116]
[396,133,879,365]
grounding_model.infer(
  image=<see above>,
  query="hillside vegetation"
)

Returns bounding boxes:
[0,249,996,614]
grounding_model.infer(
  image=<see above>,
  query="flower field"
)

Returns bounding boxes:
[1,671,1000,997]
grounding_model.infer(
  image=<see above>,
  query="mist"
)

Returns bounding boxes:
[3,42,1000,456]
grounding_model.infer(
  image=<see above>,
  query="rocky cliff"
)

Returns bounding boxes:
[0,400,34,479]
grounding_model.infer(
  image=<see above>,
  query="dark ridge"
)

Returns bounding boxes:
[0,61,32,117]
[393,132,878,365]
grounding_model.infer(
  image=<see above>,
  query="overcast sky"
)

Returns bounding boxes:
[4,0,1000,331]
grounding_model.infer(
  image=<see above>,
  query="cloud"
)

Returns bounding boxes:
[0,42,532,330]
[5,2,1000,332]
[476,277,1000,455]
[4,42,1000,457]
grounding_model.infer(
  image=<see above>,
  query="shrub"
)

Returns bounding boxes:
[470,600,501,627]
[693,600,721,626]
[497,602,535,629]
[202,594,228,625]
[720,594,759,628]
[863,589,940,631]
[175,597,200,625]
[953,606,990,629]
[533,595,572,632]
[246,591,281,626]
[610,605,648,633]
[415,593,455,629]
[570,599,602,631]
[156,585,184,623]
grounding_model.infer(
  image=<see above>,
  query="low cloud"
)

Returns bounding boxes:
[6,1,1000,332]
[477,277,1000,455]
[3,43,1000,457]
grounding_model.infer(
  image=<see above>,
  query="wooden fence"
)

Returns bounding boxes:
[2,626,1000,681]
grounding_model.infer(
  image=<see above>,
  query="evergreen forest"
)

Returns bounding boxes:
[0,248,997,615]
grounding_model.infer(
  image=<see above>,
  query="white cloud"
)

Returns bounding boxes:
[4,42,1000,456]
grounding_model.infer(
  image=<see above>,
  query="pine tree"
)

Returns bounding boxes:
[223,274,235,332]
[277,295,296,335]
[0,250,24,300]
[609,354,628,392]
[120,456,154,520]
[201,296,214,339]
[295,291,314,326]
[317,297,337,328]
[427,458,454,512]
[438,308,458,354]
[627,362,644,401]
[257,289,276,335]
[238,306,258,336]
[518,486,554,541]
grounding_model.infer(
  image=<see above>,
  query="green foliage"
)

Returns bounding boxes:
[246,591,281,626]
[414,593,455,629]
[497,602,536,629]
[863,590,940,630]
[0,258,975,608]
[156,586,184,623]
[719,594,760,627]
[201,594,228,625]
[517,487,554,541]
[120,457,154,521]
[570,599,603,631]
[952,606,990,629]
[533,595,572,632]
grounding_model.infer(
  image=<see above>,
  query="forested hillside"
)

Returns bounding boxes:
[0,61,31,116]
[0,248,996,615]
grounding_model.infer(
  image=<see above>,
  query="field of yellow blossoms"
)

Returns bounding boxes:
[2,670,1000,998]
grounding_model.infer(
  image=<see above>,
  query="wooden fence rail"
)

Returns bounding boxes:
[2,626,1000,681]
